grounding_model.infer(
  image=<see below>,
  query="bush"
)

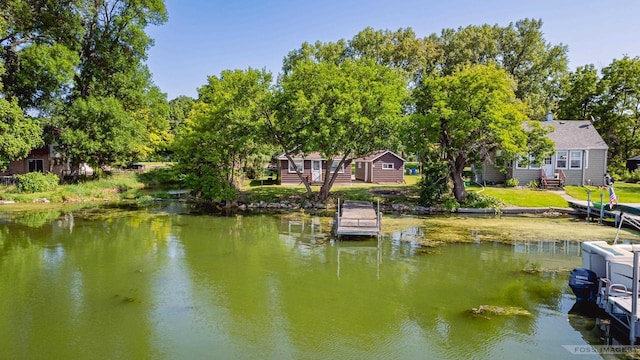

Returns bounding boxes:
[137,166,183,186]
[527,179,540,189]
[419,160,449,206]
[463,191,503,208]
[14,172,60,193]
[505,178,519,187]
[135,195,155,207]
[618,169,640,183]
[405,162,419,170]
[441,195,460,211]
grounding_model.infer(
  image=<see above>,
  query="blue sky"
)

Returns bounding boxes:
[146,0,640,100]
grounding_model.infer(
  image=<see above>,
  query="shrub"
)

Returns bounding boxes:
[14,172,59,193]
[405,162,419,170]
[505,178,519,187]
[618,169,640,183]
[527,179,539,189]
[135,195,155,207]
[441,195,460,211]
[419,160,448,206]
[463,191,503,208]
[137,166,183,186]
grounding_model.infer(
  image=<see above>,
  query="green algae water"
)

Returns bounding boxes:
[0,206,606,359]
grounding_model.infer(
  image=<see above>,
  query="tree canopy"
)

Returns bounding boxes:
[1,0,170,170]
[0,13,43,167]
[173,68,274,202]
[271,57,407,201]
[413,64,553,202]
[557,56,640,168]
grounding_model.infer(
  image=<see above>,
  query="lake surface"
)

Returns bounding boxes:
[0,205,607,359]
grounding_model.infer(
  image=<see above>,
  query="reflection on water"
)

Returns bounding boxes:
[0,208,606,359]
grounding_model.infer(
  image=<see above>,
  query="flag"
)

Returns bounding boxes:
[609,185,617,209]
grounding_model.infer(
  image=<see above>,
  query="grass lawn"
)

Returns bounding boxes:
[4,170,621,210]
[0,172,145,203]
[467,185,569,208]
[565,182,640,203]
[241,175,421,204]
[243,175,572,208]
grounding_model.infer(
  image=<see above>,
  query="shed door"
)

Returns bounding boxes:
[364,162,369,182]
[311,160,322,182]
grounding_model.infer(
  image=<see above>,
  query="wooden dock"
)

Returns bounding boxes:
[567,199,640,226]
[335,200,381,239]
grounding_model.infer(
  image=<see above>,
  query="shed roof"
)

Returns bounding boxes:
[353,150,405,162]
[536,120,608,150]
[276,152,349,161]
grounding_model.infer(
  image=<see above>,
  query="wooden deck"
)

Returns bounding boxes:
[335,200,381,238]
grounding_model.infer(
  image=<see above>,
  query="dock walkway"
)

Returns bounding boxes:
[335,200,381,239]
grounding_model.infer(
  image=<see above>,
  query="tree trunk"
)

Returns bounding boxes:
[316,153,350,202]
[284,153,313,198]
[450,154,467,203]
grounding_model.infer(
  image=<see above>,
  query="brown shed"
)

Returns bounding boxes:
[354,150,405,183]
[277,153,352,185]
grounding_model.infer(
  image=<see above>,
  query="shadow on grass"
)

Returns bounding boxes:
[239,180,421,205]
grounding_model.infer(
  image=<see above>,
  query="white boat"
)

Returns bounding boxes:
[570,241,640,343]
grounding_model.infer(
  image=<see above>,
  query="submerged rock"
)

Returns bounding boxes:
[470,305,531,317]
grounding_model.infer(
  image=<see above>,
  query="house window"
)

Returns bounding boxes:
[28,159,44,173]
[570,151,582,169]
[528,156,540,169]
[556,151,568,169]
[382,163,394,170]
[330,160,344,173]
[357,162,362,169]
[288,159,304,173]
[515,156,527,169]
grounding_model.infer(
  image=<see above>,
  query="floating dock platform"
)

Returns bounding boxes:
[334,200,381,239]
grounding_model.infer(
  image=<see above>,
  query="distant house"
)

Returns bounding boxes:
[475,120,609,187]
[277,153,352,185]
[353,150,405,183]
[0,145,65,177]
[0,144,94,180]
[627,155,640,172]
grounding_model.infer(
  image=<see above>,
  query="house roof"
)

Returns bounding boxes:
[628,155,640,161]
[353,150,406,162]
[276,152,349,161]
[536,120,608,150]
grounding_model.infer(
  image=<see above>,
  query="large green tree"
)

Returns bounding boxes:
[271,57,407,202]
[0,0,81,111]
[557,57,640,169]
[168,95,195,135]
[596,56,640,166]
[414,64,553,202]
[173,68,274,203]
[58,0,169,168]
[557,64,599,120]
[0,14,43,167]
[56,96,142,168]
[1,0,169,170]
[434,19,568,118]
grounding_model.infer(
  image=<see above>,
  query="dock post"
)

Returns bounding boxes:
[586,189,591,222]
[599,193,604,224]
[632,251,639,345]
[337,198,340,241]
[377,199,381,232]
